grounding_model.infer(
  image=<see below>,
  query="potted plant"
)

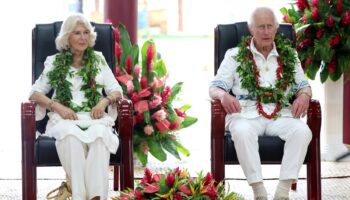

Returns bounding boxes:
[114,24,198,166]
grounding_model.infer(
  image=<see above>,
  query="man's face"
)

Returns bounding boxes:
[249,11,277,51]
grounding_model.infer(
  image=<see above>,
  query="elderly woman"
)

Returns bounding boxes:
[29,13,122,200]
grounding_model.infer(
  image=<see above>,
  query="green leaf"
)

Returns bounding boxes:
[179,104,191,111]
[135,145,148,166]
[143,111,151,124]
[153,59,167,78]
[320,66,329,83]
[164,104,178,123]
[173,140,190,157]
[147,136,167,161]
[305,61,321,80]
[166,82,183,104]
[180,116,198,129]
[280,7,287,15]
[161,136,181,160]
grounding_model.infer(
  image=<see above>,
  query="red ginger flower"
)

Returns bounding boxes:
[311,0,318,7]
[173,193,183,200]
[283,15,291,23]
[312,8,320,21]
[327,58,337,74]
[329,34,341,47]
[115,42,122,64]
[341,11,350,27]
[140,77,147,89]
[114,27,120,42]
[140,168,153,186]
[316,29,324,38]
[161,86,171,105]
[337,0,343,15]
[326,16,335,28]
[296,0,308,11]
[125,55,132,74]
[178,184,192,195]
[169,121,179,130]
[146,44,154,73]
[165,173,175,187]
[203,172,214,186]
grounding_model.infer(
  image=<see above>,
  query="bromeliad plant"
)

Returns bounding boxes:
[281,0,350,82]
[114,24,198,166]
[113,167,244,200]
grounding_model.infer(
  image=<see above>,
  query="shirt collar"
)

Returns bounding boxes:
[249,37,279,57]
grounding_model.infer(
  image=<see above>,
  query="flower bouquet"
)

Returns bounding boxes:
[280,0,350,82]
[113,167,244,200]
[114,24,198,166]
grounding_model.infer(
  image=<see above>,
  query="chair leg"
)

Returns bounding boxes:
[307,141,322,200]
[22,141,37,200]
[113,165,119,191]
[291,182,297,191]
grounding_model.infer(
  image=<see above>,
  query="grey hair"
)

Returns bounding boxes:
[55,13,97,51]
[248,7,279,29]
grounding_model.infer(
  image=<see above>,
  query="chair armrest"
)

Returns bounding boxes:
[210,99,226,181]
[211,99,226,139]
[307,99,322,140]
[21,101,36,142]
[116,98,134,189]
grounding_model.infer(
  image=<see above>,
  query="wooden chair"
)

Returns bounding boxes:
[210,22,322,200]
[21,21,134,200]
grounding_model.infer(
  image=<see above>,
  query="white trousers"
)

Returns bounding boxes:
[226,116,312,184]
[56,136,111,200]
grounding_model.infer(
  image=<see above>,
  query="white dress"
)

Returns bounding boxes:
[30,51,122,153]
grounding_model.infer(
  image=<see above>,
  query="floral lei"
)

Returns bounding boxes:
[235,33,297,119]
[47,47,105,112]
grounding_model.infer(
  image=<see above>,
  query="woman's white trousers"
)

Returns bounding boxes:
[56,136,110,200]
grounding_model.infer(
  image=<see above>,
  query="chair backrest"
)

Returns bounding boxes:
[214,22,295,75]
[32,21,116,133]
[32,21,115,83]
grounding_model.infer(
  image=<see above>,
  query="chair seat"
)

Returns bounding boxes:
[35,136,121,166]
[224,133,309,164]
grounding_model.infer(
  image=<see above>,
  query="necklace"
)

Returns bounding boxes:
[235,33,297,119]
[47,47,105,112]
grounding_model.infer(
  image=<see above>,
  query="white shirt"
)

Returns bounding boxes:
[210,38,310,119]
[29,51,122,153]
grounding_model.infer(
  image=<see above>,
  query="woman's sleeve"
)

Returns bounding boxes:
[99,54,123,96]
[29,55,55,97]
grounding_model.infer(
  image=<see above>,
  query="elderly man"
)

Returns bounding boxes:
[209,7,312,200]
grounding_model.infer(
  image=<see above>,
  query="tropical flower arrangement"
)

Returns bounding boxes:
[114,24,198,166]
[280,0,350,82]
[113,167,244,200]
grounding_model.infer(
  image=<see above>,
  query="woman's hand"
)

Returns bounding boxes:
[52,102,78,120]
[90,98,109,119]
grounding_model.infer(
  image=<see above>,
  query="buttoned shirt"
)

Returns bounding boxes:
[210,38,310,119]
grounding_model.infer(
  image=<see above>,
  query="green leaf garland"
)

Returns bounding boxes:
[235,33,296,119]
[47,47,105,112]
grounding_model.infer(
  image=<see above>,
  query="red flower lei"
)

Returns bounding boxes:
[236,34,297,119]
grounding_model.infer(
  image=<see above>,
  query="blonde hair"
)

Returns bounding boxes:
[248,7,279,29]
[55,13,97,51]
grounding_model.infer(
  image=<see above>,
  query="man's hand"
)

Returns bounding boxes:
[220,93,241,114]
[291,94,310,118]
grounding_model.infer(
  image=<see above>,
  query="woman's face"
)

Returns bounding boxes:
[69,23,90,54]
